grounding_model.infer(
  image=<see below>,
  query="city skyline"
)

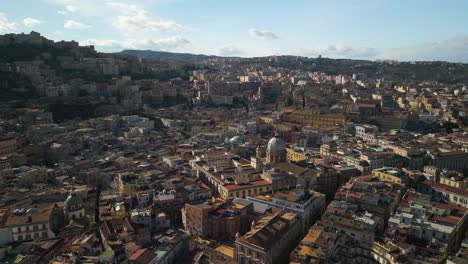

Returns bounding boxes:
[1,2,468,263]
[1,0,468,62]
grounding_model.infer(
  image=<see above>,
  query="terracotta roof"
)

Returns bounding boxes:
[6,203,62,226]
[223,179,271,191]
[423,180,468,197]
[240,212,297,250]
[358,103,377,108]
[124,242,141,254]
[129,248,157,264]
[274,162,307,176]
[273,192,298,203]
[202,152,227,158]
[430,215,462,226]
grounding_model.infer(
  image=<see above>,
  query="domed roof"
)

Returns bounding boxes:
[267,134,285,152]
[229,135,243,145]
[64,191,84,211]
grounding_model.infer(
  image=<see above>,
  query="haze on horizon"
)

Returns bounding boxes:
[1,0,468,62]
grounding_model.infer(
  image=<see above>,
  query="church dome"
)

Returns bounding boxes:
[267,134,285,152]
[64,191,84,212]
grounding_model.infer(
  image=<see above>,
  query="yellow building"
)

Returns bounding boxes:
[259,116,274,124]
[287,147,307,163]
[281,110,346,127]
[409,100,419,110]
[440,175,468,190]
[272,123,295,132]
[0,138,16,156]
[290,224,341,263]
[117,172,138,194]
[372,167,406,185]
[219,179,272,199]
[386,144,422,157]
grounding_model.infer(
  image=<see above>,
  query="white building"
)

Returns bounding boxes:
[163,155,185,168]
[419,114,438,123]
[355,124,379,139]
[130,208,152,228]
[237,121,258,135]
[120,115,154,130]
[247,189,326,234]
[5,203,59,242]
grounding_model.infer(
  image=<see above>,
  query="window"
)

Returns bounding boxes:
[18,235,23,240]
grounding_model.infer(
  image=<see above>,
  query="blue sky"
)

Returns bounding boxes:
[1,0,468,61]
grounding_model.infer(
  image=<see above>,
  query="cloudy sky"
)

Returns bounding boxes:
[1,0,468,62]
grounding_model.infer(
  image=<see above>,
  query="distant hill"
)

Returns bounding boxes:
[119,50,227,62]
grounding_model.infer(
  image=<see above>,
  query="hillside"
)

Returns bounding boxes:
[119,50,227,61]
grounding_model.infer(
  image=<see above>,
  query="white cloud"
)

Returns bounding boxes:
[23,17,42,27]
[384,35,468,62]
[149,36,191,49]
[249,28,278,40]
[216,44,244,56]
[107,1,183,34]
[47,0,110,17]
[297,45,379,59]
[64,20,92,29]
[65,5,77,12]
[106,2,143,14]
[0,13,19,33]
[83,36,191,51]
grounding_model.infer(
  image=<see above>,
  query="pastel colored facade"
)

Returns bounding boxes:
[372,167,407,185]
[220,180,273,200]
[281,109,346,127]
[286,147,307,163]
[440,175,468,190]
[5,203,62,242]
[0,138,16,156]
[355,124,378,139]
[418,180,468,208]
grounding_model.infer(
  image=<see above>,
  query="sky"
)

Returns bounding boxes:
[1,0,468,62]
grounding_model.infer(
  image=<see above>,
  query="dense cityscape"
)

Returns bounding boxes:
[0,29,467,264]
